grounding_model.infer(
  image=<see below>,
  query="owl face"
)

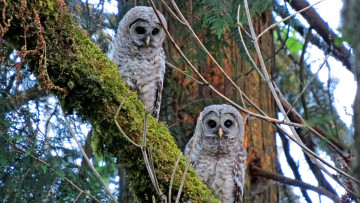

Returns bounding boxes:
[129,19,165,47]
[118,6,167,48]
[200,104,244,141]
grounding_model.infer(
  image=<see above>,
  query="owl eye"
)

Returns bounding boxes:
[152,28,159,35]
[207,120,216,128]
[135,26,146,34]
[224,120,232,128]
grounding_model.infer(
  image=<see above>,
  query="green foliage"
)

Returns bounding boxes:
[0,0,218,202]
[273,18,351,150]
[0,0,354,202]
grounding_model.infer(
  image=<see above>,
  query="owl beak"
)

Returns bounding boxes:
[218,127,223,139]
[146,35,151,46]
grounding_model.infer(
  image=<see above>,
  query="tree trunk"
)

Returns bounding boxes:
[0,0,217,202]
[228,9,279,202]
[162,3,279,202]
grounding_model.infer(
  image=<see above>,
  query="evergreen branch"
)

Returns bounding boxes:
[149,0,307,128]
[12,145,101,202]
[243,0,359,184]
[0,0,217,201]
[257,0,325,40]
[166,0,249,110]
[61,106,118,203]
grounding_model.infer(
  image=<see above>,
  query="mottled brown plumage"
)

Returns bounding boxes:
[185,104,247,203]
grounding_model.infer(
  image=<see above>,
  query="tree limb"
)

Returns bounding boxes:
[285,0,352,72]
[251,166,341,203]
[0,0,217,202]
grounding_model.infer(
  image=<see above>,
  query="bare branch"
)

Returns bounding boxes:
[149,0,307,129]
[166,0,248,109]
[257,0,325,40]
[114,92,140,147]
[169,151,182,203]
[166,61,204,85]
[73,191,83,203]
[237,5,265,82]
[175,112,203,203]
[243,0,359,184]
[252,166,341,202]
[285,55,329,118]
[61,106,118,203]
[12,145,101,202]
[287,0,352,71]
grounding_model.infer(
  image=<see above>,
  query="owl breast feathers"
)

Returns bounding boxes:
[107,6,167,120]
[185,104,247,203]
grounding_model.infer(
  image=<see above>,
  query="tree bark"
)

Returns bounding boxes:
[240,10,279,202]
[0,0,217,202]
[163,5,279,202]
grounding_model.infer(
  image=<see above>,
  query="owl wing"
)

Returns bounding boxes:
[151,50,166,121]
[151,80,163,121]
[233,145,247,202]
[184,136,199,168]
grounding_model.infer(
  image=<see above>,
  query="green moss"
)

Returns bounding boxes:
[1,0,218,202]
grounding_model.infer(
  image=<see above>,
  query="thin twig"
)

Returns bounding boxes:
[45,177,58,200]
[113,93,166,201]
[285,55,329,118]
[73,191,83,203]
[166,61,204,85]
[152,0,359,183]
[175,112,203,203]
[257,0,325,39]
[166,0,248,109]
[12,145,101,202]
[237,5,266,82]
[275,83,348,159]
[277,123,360,184]
[149,0,306,128]
[114,92,140,147]
[160,0,185,24]
[265,24,291,62]
[61,106,118,203]
[243,0,359,183]
[252,166,341,202]
[147,147,165,201]
[238,22,252,39]
[169,151,183,203]
[141,112,166,201]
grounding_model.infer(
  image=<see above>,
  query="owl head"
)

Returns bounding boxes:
[199,104,244,143]
[118,6,167,48]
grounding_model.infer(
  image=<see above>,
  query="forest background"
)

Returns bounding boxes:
[0,0,359,202]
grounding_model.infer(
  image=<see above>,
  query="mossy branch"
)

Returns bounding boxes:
[0,0,217,202]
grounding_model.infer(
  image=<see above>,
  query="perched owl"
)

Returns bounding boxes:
[107,6,167,120]
[185,104,247,203]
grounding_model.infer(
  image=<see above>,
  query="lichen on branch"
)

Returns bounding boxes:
[0,0,217,201]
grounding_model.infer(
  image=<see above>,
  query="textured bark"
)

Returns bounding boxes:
[240,10,279,202]
[0,0,217,202]
[165,6,279,202]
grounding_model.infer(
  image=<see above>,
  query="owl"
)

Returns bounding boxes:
[107,6,167,120]
[185,104,247,203]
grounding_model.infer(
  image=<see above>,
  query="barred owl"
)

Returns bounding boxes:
[185,104,247,203]
[107,6,167,120]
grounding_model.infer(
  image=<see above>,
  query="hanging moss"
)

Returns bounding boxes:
[1,0,218,202]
